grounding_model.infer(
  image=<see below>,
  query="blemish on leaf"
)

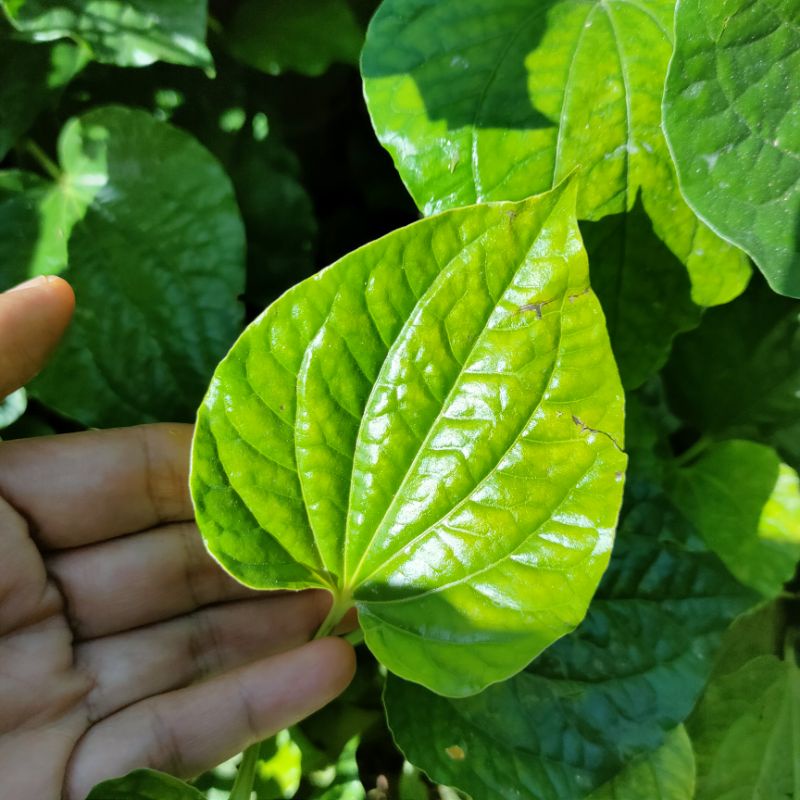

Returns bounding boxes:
[518,297,555,319]
[572,415,625,453]
[445,744,466,760]
[568,286,591,303]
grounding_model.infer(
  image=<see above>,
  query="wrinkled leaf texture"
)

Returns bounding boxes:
[191,179,627,697]
[664,0,800,298]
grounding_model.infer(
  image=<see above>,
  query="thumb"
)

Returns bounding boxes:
[0,275,75,399]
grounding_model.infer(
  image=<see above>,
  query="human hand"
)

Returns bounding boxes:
[0,276,355,799]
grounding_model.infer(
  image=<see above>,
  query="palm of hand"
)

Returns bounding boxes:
[0,281,354,800]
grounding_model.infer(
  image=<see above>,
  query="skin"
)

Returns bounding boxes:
[0,276,356,799]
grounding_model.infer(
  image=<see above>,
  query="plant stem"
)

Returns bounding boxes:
[674,434,712,467]
[314,592,353,640]
[226,592,352,799]
[24,139,61,181]
[228,741,260,800]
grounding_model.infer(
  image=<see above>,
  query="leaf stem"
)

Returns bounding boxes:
[314,592,353,640]
[24,139,61,181]
[674,434,712,467]
[228,741,260,800]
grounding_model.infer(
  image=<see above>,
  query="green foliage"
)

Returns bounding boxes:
[587,727,695,800]
[225,0,364,77]
[382,476,756,799]
[86,769,207,799]
[191,180,627,696]
[664,0,800,298]
[1,0,213,69]
[1,0,798,798]
[0,106,245,427]
[688,654,800,800]
[670,440,800,597]
[361,0,751,307]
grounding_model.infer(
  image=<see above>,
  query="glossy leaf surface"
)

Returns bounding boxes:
[670,440,800,598]
[226,0,363,77]
[664,0,800,298]
[583,201,701,389]
[0,388,26,430]
[362,0,750,306]
[86,769,206,799]
[0,106,245,427]
[191,180,627,696]
[664,279,800,471]
[2,0,212,69]
[382,484,755,798]
[688,655,800,800]
[587,727,695,800]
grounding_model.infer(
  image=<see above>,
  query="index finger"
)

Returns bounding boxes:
[0,423,194,549]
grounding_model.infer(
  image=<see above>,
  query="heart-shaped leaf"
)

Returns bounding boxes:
[0,106,246,427]
[664,0,800,298]
[361,0,751,306]
[191,179,627,696]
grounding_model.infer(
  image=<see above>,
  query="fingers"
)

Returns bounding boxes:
[0,424,194,549]
[0,275,74,398]
[76,591,333,722]
[65,637,356,800]
[47,522,256,639]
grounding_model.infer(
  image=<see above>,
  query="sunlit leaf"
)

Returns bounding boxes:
[664,0,800,298]
[362,0,751,306]
[191,179,627,696]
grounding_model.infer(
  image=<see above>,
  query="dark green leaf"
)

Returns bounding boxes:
[664,278,800,471]
[669,440,800,598]
[0,106,245,427]
[688,655,800,800]
[382,487,756,799]
[191,179,627,696]
[664,0,800,298]
[0,34,86,160]
[86,769,206,799]
[362,0,751,306]
[587,726,695,800]
[226,0,363,77]
[2,0,212,69]
[583,199,701,389]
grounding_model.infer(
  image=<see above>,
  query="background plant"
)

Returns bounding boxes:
[0,1,798,799]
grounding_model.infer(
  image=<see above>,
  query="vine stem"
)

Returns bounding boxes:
[228,742,259,800]
[226,592,352,800]
[674,434,712,467]
[24,139,61,181]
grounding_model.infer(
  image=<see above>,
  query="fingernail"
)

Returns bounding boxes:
[6,275,53,293]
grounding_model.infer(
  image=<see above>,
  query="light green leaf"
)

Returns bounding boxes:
[226,0,363,77]
[0,388,26,429]
[664,278,800,471]
[86,769,206,799]
[588,726,695,800]
[583,199,701,389]
[2,0,212,69]
[0,34,86,160]
[191,179,627,697]
[688,655,800,800]
[362,0,751,306]
[382,486,756,799]
[670,440,800,597]
[664,0,800,298]
[0,106,245,427]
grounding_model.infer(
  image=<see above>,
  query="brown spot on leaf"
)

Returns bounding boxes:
[445,745,466,760]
